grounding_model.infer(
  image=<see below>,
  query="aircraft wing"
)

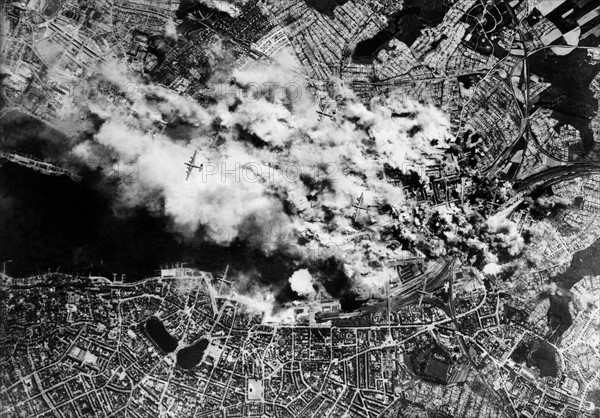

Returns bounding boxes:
[353,193,364,222]
[185,151,198,181]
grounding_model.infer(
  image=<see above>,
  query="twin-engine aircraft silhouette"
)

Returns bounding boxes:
[185,150,203,181]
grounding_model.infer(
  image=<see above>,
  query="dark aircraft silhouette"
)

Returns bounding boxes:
[185,150,203,181]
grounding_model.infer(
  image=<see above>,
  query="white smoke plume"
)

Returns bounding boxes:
[195,0,248,18]
[165,20,178,41]
[230,291,295,324]
[289,269,316,298]
[70,55,455,302]
[483,263,502,275]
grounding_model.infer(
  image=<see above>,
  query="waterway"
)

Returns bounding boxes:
[529,339,558,378]
[0,112,188,280]
[0,160,187,280]
[304,0,349,17]
[546,294,573,344]
[145,316,178,353]
[177,338,209,369]
[511,337,558,378]
[553,238,600,289]
[145,316,209,369]
[0,112,360,309]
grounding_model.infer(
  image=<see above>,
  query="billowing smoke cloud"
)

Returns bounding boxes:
[195,0,249,18]
[289,269,316,298]
[483,262,502,275]
[230,289,295,324]
[69,55,456,311]
[164,20,178,41]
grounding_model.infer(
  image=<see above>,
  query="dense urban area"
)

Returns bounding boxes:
[1,0,600,417]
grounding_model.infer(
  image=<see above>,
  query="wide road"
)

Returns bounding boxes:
[446,260,516,418]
